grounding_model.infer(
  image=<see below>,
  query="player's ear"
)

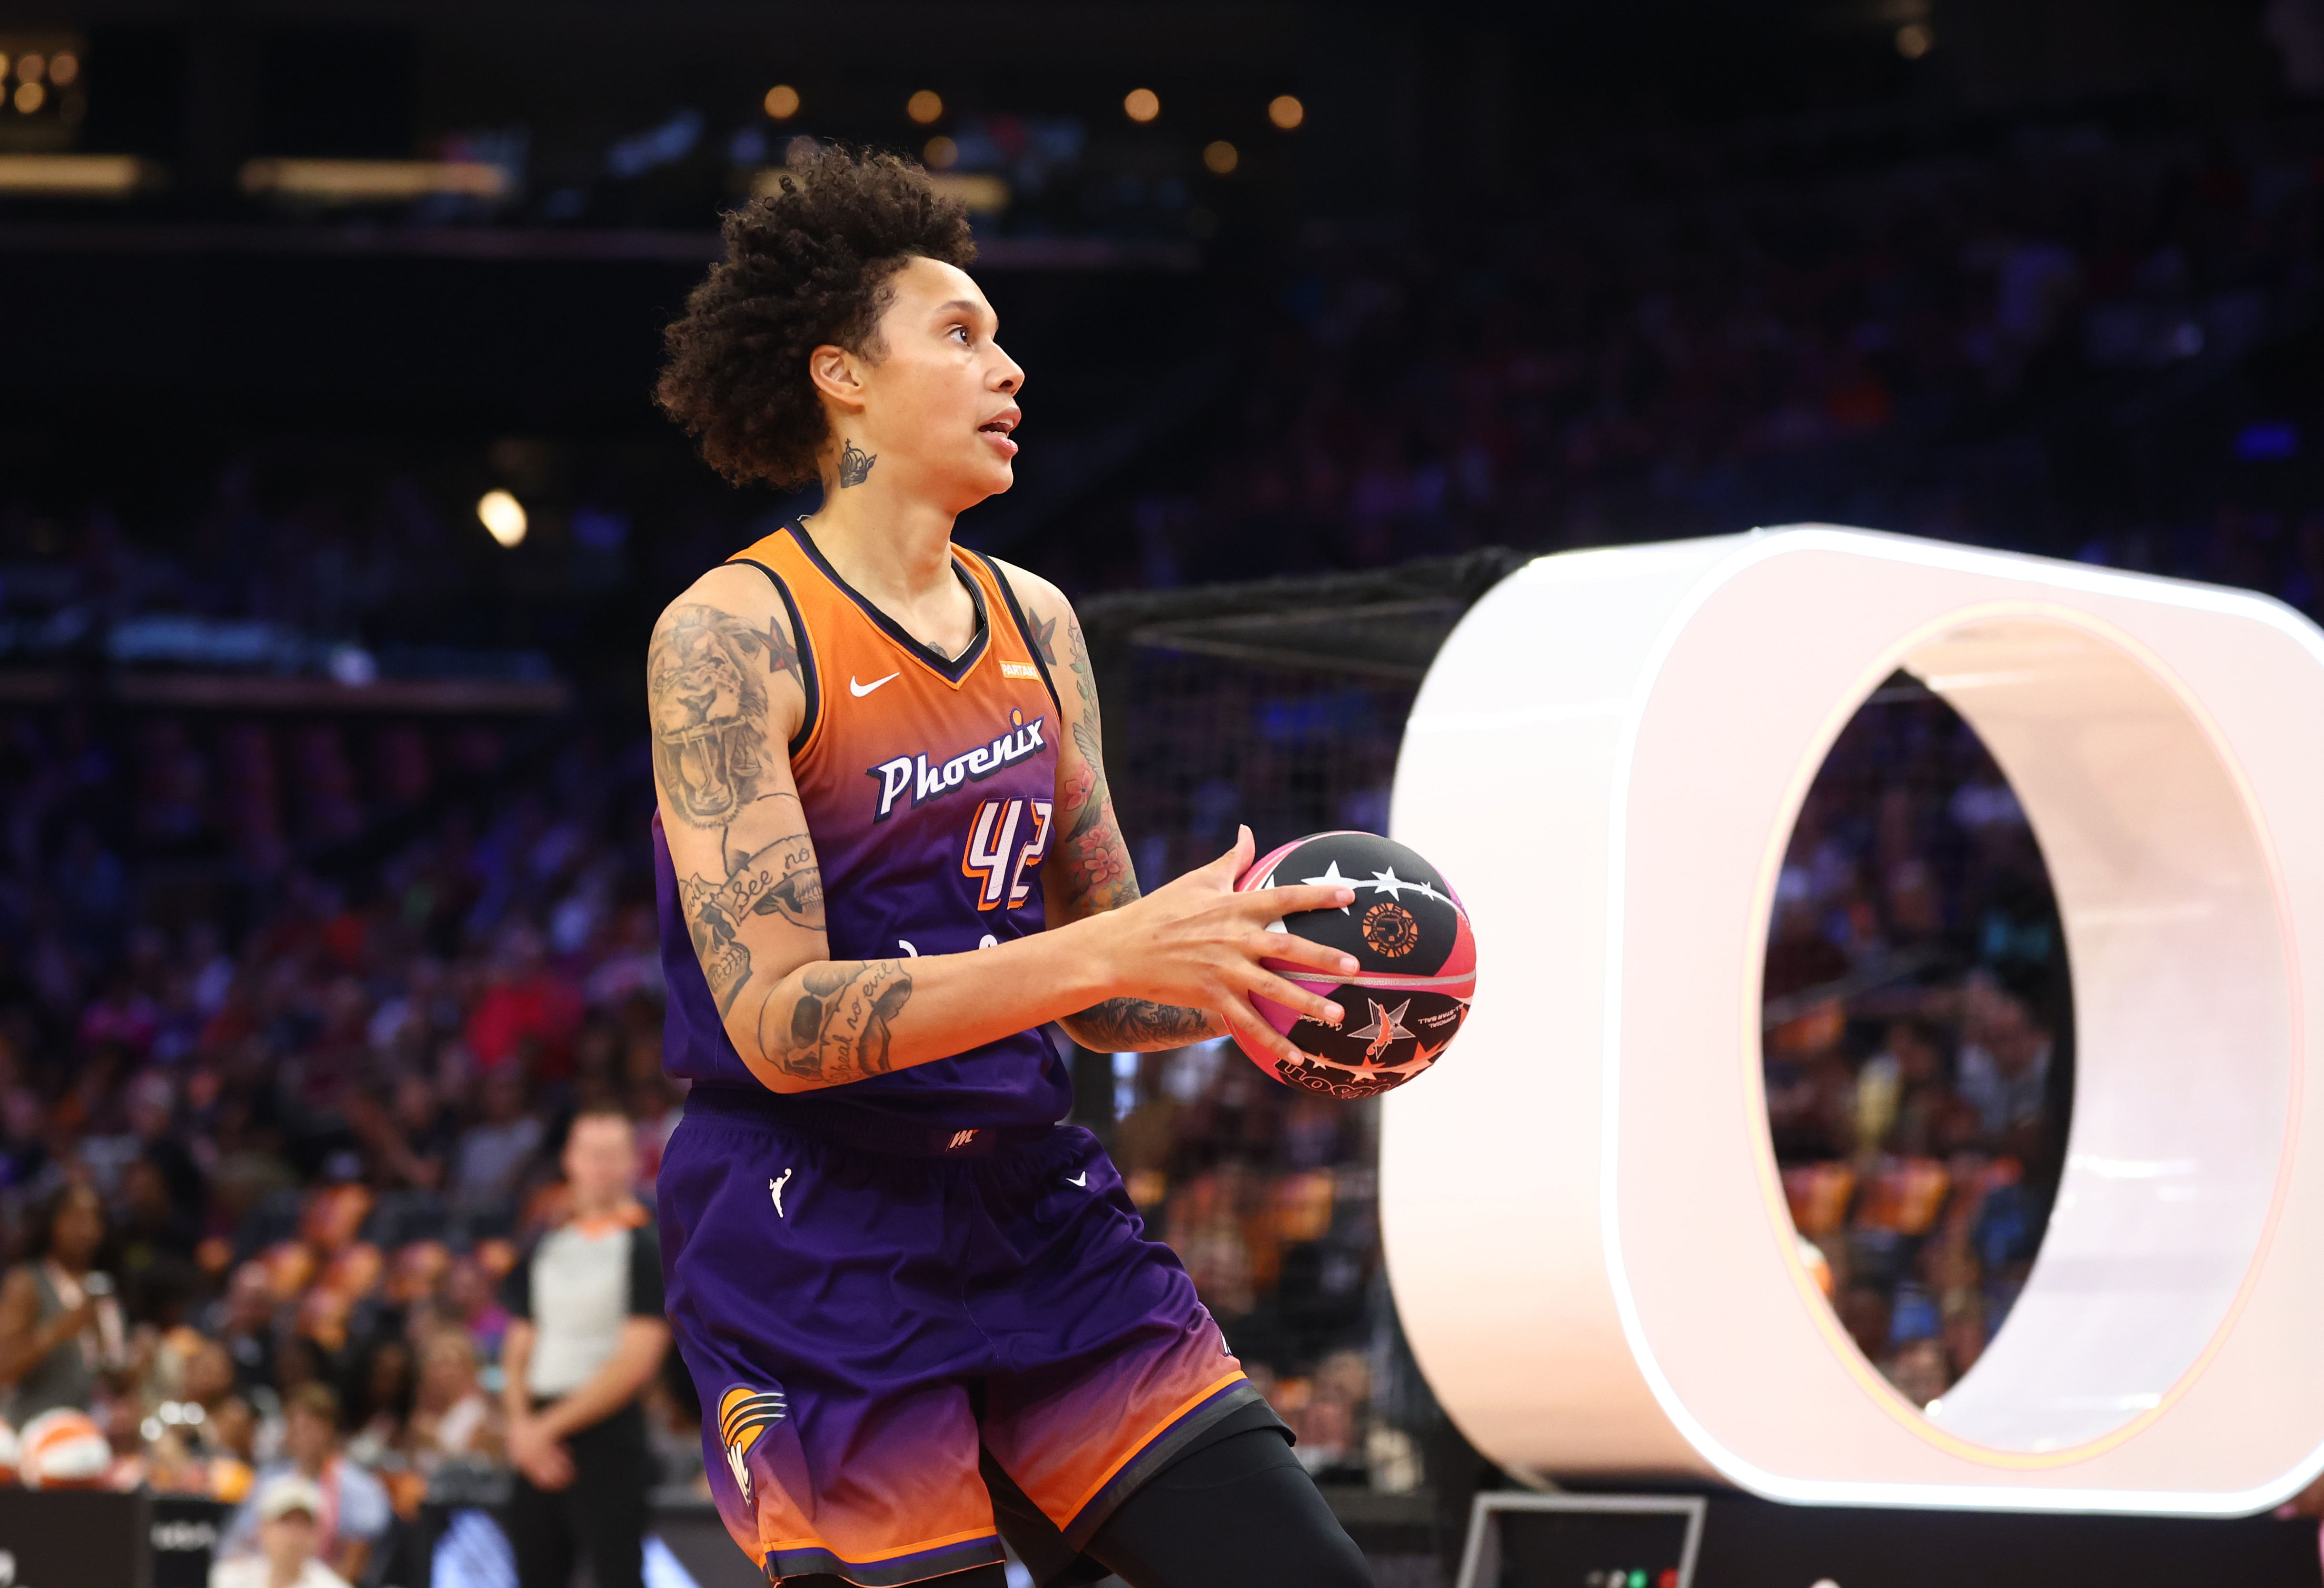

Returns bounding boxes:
[808,344,867,410]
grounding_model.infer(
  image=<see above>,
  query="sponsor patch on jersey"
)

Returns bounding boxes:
[717,1384,788,1505]
[866,708,1049,822]
[999,660,1042,679]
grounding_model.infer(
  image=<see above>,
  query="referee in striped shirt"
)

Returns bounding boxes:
[500,1107,671,1588]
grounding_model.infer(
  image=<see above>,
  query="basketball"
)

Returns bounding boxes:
[1232,830,1476,1098]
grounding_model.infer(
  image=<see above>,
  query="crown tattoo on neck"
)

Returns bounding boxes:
[838,439,876,488]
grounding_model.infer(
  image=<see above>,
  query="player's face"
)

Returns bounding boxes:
[857,257,1023,509]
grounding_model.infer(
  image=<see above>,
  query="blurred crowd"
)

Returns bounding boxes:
[0,709,689,1578]
[1764,685,2071,1408]
[1108,107,2324,589]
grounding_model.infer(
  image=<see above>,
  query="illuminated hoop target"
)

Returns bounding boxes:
[1383,526,2324,1511]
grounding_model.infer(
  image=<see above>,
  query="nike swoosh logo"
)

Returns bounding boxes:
[850,672,901,697]
[1068,1171,1088,1187]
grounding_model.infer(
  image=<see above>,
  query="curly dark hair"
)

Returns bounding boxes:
[656,146,976,490]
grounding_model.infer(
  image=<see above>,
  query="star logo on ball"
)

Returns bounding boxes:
[1364,865,1450,906]
[1349,997,1415,1063]
[1300,859,1359,913]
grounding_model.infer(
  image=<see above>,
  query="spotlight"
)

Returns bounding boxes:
[763,83,800,119]
[927,172,1010,213]
[13,81,43,114]
[239,159,512,202]
[0,154,152,195]
[1202,140,1239,175]
[1268,94,1304,130]
[17,53,41,84]
[477,490,527,548]
[907,89,944,125]
[47,52,75,87]
[1896,23,1933,58]
[924,136,958,169]
[1123,87,1160,123]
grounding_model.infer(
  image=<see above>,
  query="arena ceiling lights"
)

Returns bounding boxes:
[1385,526,2324,1511]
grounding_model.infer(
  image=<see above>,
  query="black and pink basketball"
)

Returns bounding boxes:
[1232,830,1476,1099]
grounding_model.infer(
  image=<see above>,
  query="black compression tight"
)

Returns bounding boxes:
[785,1432,1357,1588]
[783,1429,1374,1588]
[1082,1427,1376,1588]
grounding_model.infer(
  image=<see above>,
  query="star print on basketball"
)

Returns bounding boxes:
[1232,831,1475,1098]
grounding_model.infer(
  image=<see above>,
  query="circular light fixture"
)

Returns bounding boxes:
[1896,23,1933,58]
[907,89,944,125]
[1123,87,1160,123]
[17,54,42,84]
[48,53,77,88]
[477,490,528,548]
[924,136,959,170]
[13,81,44,115]
[763,83,800,120]
[1202,140,1239,175]
[1268,94,1304,130]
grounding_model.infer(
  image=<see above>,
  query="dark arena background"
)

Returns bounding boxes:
[1,0,2324,1584]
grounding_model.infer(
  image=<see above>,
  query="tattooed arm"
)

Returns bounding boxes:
[649,566,1358,1092]
[990,563,1226,1052]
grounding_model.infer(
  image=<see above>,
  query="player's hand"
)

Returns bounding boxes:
[1091,825,1358,1062]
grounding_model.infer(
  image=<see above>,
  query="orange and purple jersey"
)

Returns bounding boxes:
[652,520,1072,1144]
[650,523,1270,1585]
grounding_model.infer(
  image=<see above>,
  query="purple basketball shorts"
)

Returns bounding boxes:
[657,1093,1264,1586]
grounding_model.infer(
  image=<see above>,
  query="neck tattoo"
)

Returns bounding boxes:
[838,439,876,488]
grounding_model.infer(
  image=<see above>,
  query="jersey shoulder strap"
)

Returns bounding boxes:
[955,548,1063,716]
[724,524,824,758]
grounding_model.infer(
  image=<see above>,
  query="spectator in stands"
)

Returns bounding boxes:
[346,1337,416,1467]
[499,1106,668,1588]
[466,924,581,1081]
[1955,980,2055,1147]
[452,1069,544,1219]
[211,1472,353,1588]
[220,1382,392,1584]
[210,1260,281,1397]
[0,1181,122,1422]
[407,1327,500,1471]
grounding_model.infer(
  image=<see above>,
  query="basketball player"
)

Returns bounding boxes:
[646,148,1376,1588]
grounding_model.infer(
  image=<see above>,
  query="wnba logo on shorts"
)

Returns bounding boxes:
[717,1385,788,1505]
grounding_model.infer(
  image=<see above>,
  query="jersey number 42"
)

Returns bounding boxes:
[963,798,1053,911]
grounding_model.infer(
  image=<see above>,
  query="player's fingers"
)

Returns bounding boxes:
[1242,883,1356,918]
[1244,968,1344,1026]
[1222,996,1310,1068]
[1244,929,1357,979]
[1197,824,1254,885]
